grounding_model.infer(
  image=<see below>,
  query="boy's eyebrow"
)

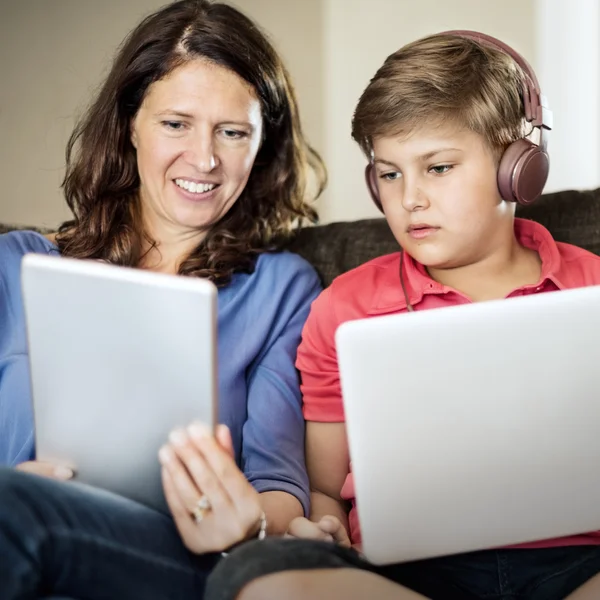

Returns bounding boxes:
[373,147,463,168]
[419,147,463,161]
[373,158,399,168]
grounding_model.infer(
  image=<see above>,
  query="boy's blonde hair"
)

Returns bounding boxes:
[351,33,529,158]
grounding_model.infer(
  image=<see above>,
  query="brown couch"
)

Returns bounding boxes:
[2,187,600,286]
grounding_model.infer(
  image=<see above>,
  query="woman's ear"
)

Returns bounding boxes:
[130,118,138,149]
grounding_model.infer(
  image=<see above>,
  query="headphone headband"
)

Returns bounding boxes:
[441,30,552,149]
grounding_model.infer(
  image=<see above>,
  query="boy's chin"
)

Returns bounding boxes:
[400,245,450,269]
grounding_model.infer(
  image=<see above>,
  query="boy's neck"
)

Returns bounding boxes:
[426,236,543,302]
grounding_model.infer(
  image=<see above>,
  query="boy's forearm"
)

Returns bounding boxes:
[309,490,350,532]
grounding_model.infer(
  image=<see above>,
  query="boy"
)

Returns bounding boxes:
[205,32,600,600]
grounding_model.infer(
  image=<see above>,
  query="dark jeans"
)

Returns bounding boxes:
[0,467,220,599]
[205,537,600,600]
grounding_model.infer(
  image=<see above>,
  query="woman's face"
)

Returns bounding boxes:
[131,59,263,240]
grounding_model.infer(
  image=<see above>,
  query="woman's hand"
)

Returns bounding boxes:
[159,421,264,555]
[16,461,74,480]
[286,515,351,547]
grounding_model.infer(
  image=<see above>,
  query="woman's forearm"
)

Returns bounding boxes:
[259,490,303,535]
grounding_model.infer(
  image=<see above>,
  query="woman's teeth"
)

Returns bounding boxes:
[175,179,216,194]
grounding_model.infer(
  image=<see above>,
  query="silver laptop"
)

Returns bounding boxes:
[336,285,600,565]
[21,253,218,512]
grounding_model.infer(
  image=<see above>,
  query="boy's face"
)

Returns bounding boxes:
[371,124,515,270]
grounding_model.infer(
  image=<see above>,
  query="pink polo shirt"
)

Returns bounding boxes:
[297,218,600,550]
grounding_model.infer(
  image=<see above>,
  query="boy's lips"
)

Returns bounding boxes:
[407,224,440,239]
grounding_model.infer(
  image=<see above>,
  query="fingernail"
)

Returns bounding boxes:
[187,422,209,439]
[158,446,173,464]
[54,466,73,479]
[169,429,187,446]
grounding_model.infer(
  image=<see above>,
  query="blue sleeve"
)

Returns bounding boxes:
[0,357,35,466]
[0,231,56,465]
[241,254,322,516]
[0,264,36,464]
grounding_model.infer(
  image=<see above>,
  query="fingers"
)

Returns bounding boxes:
[318,516,352,547]
[286,517,334,542]
[16,461,74,480]
[187,423,257,516]
[165,428,232,514]
[161,465,191,526]
[161,466,203,552]
[158,423,263,554]
[286,516,351,547]
[158,442,207,515]
[215,424,235,459]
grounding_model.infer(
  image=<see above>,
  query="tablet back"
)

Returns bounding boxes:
[22,253,217,512]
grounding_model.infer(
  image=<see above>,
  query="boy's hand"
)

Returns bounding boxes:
[286,515,351,547]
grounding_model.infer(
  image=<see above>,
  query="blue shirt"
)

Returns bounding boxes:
[0,230,321,514]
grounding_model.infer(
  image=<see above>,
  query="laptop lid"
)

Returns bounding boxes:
[336,285,600,564]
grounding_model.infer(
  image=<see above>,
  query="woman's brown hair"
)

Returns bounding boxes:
[57,0,326,286]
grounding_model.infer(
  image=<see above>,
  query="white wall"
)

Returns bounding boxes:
[0,0,167,227]
[3,0,578,229]
[321,0,535,223]
[534,0,600,193]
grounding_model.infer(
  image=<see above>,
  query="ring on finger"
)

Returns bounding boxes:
[192,495,212,524]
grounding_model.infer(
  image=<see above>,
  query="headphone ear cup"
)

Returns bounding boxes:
[365,164,384,212]
[497,138,550,206]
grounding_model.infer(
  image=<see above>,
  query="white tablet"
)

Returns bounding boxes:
[21,253,218,513]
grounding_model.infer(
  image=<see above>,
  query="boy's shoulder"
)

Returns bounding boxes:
[555,240,600,287]
[315,252,402,322]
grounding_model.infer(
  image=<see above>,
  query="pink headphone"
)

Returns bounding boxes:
[365,30,553,211]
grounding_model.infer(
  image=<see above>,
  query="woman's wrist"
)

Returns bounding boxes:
[221,510,267,557]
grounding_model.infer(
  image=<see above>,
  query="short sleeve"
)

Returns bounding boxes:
[296,285,345,422]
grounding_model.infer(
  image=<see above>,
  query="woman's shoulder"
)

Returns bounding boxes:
[254,249,319,280]
[224,250,322,310]
[0,229,58,258]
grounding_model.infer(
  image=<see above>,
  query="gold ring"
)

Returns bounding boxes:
[192,495,212,523]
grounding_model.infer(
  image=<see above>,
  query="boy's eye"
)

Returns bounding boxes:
[380,171,401,181]
[430,164,452,175]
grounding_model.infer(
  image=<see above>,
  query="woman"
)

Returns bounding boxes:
[0,0,325,597]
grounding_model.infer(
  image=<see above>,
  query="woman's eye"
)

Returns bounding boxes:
[221,129,247,140]
[162,121,185,131]
[430,165,452,175]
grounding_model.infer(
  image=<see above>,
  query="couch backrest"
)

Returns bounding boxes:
[286,188,600,287]
[3,188,600,289]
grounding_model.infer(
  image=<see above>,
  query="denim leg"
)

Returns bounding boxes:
[0,468,219,600]
[506,546,600,600]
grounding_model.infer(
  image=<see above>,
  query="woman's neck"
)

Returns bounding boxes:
[139,224,206,275]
